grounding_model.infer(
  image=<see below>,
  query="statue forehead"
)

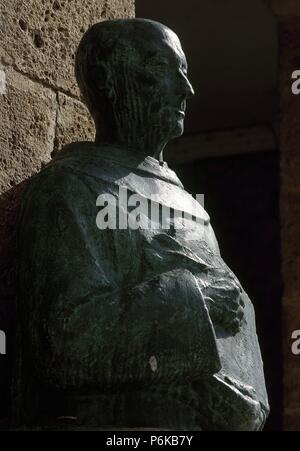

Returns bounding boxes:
[129,20,183,51]
[91,19,185,62]
[143,25,185,60]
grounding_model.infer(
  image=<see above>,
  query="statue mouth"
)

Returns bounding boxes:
[175,99,186,117]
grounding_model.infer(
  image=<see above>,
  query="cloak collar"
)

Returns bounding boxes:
[50,142,210,225]
[51,142,183,188]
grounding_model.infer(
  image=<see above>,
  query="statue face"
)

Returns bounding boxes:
[76,20,195,153]
[131,27,195,145]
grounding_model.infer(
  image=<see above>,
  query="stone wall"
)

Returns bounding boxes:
[268,0,300,431]
[0,0,134,425]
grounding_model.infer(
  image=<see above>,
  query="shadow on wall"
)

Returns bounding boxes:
[0,182,28,428]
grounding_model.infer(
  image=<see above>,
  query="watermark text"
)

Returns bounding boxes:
[291,70,300,95]
[0,330,6,355]
[291,330,300,355]
[96,186,205,236]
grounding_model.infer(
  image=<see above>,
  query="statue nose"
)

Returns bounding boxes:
[186,81,195,98]
[179,73,195,99]
[185,75,195,98]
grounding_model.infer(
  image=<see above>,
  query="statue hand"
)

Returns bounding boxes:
[203,278,245,335]
[207,374,268,431]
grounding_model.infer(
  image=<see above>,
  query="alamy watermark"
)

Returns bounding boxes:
[291,330,300,356]
[291,70,300,95]
[0,330,6,355]
[96,186,205,236]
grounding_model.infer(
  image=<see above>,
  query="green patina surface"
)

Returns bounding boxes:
[14,19,269,430]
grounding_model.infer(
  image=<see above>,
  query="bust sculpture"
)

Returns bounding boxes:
[13,19,269,430]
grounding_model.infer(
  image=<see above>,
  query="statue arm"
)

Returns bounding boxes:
[142,232,245,335]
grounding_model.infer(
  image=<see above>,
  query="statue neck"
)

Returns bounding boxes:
[95,123,167,161]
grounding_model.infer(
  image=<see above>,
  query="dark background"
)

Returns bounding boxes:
[136,0,282,430]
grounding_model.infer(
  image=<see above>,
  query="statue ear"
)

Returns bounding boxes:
[95,61,117,103]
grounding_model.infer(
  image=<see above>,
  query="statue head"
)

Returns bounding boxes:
[75,19,194,158]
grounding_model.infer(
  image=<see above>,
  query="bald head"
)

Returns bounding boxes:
[75,19,194,156]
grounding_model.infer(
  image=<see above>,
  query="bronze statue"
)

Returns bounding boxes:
[14,19,269,430]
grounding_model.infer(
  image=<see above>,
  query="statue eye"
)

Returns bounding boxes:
[147,59,169,71]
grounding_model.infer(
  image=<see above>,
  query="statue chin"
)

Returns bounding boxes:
[169,119,185,140]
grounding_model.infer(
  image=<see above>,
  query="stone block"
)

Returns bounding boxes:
[0,65,56,194]
[0,0,135,97]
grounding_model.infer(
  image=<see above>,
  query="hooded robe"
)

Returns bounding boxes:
[14,142,269,430]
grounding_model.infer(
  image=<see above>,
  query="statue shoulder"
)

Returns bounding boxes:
[20,163,98,223]
[21,141,109,201]
[21,163,80,204]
